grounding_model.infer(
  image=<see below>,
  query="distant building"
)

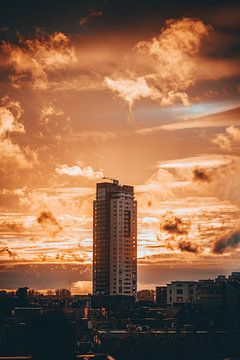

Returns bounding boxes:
[137,289,154,302]
[156,286,167,306]
[93,180,137,296]
[228,272,240,282]
[167,281,197,306]
[196,279,223,302]
[224,281,240,329]
[55,288,71,297]
[16,287,29,306]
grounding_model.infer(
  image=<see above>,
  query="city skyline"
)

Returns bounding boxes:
[0,0,240,293]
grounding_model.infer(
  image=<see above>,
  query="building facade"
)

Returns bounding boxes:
[93,181,137,296]
[156,286,167,306]
[167,281,197,306]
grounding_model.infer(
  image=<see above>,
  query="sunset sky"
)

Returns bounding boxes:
[0,0,240,294]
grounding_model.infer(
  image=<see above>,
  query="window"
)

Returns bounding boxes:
[177,289,183,294]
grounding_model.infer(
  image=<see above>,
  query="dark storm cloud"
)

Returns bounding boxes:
[213,231,240,254]
[193,168,211,182]
[161,214,189,235]
[178,241,199,254]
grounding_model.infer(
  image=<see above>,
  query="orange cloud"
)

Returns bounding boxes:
[55,164,104,180]
[105,17,210,112]
[212,125,240,151]
[137,107,240,134]
[105,76,158,116]
[3,30,77,89]
[161,212,190,235]
[39,103,64,125]
[178,241,199,254]
[0,96,37,168]
[37,211,62,237]
[0,246,17,259]
[192,168,212,183]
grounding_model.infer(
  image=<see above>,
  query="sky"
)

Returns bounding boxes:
[0,0,240,294]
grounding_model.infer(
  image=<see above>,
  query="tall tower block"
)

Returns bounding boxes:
[93,181,137,296]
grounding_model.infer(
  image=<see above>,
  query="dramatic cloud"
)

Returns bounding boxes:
[2,30,77,89]
[161,213,189,235]
[213,231,240,254]
[0,96,36,168]
[178,241,199,254]
[105,17,210,112]
[212,125,240,151]
[105,76,158,115]
[55,164,104,180]
[192,168,211,183]
[37,211,62,234]
[0,96,24,135]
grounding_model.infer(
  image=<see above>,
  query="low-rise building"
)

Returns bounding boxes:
[167,281,197,306]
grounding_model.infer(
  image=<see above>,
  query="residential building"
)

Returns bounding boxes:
[93,180,137,296]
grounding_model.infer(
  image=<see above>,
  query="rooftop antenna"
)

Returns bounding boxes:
[102,177,119,186]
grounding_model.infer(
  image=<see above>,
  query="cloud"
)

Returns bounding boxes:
[55,164,104,180]
[37,211,62,235]
[192,168,211,183]
[159,155,231,170]
[0,221,24,232]
[0,246,17,259]
[161,212,189,235]
[105,17,210,112]
[69,131,117,142]
[0,96,24,135]
[71,280,92,295]
[0,96,37,168]
[104,76,158,115]
[137,107,240,134]
[212,125,240,151]
[178,241,199,254]
[39,103,64,125]
[79,9,103,26]
[37,211,61,227]
[2,30,77,89]
[213,231,240,254]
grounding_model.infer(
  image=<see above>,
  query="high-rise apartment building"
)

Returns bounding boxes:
[93,180,137,296]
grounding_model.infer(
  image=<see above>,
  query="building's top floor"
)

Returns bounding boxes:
[96,182,134,195]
